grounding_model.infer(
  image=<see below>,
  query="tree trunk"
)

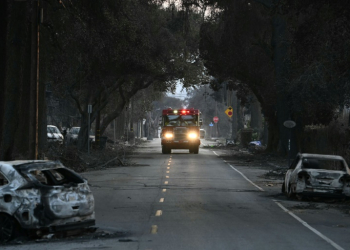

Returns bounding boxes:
[250,94,262,132]
[0,0,8,150]
[78,112,89,152]
[0,1,27,160]
[28,0,39,159]
[15,4,32,157]
[231,91,238,140]
[271,13,292,155]
[266,117,279,152]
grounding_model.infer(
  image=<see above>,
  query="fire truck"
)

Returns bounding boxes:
[160,108,202,154]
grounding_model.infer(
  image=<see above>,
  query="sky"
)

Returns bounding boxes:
[167,84,188,100]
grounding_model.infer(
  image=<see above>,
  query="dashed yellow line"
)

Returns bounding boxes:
[164,181,168,184]
[166,176,169,178]
[166,171,170,173]
[155,210,162,216]
[162,189,166,192]
[151,225,158,234]
[167,167,170,169]
[159,198,164,202]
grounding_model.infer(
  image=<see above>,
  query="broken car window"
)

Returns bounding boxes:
[302,158,345,171]
[0,172,9,186]
[24,168,84,186]
[29,170,49,185]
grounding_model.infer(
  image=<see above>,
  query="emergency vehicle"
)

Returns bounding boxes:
[160,108,202,154]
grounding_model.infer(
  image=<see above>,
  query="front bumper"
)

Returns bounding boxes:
[161,139,200,149]
[298,187,349,198]
[47,219,95,232]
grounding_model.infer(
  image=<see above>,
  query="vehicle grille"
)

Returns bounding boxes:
[174,127,188,141]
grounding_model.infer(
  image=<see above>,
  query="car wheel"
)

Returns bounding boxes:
[287,184,295,199]
[189,148,193,153]
[193,146,199,154]
[0,214,16,242]
[281,181,285,193]
[296,194,304,201]
[162,146,167,154]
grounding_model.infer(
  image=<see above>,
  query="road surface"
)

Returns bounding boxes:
[3,139,350,249]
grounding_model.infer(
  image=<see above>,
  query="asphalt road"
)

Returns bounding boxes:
[3,139,350,250]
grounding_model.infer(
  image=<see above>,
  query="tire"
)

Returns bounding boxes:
[193,146,199,154]
[0,214,16,242]
[281,181,285,194]
[189,148,193,153]
[162,146,167,154]
[287,184,295,199]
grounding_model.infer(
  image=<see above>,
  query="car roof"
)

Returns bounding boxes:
[299,153,344,160]
[0,160,50,166]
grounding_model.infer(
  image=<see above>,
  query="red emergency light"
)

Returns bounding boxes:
[162,108,199,115]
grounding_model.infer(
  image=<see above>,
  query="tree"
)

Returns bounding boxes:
[42,0,206,151]
[189,0,350,154]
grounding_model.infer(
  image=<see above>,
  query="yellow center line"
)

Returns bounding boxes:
[167,167,170,169]
[168,163,171,165]
[159,198,164,202]
[164,181,168,184]
[166,176,169,178]
[166,171,169,173]
[151,225,158,234]
[155,210,162,216]
[162,189,166,192]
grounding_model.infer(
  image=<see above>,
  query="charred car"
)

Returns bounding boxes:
[0,160,95,242]
[282,153,350,199]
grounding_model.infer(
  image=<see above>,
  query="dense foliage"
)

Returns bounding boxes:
[190,0,350,153]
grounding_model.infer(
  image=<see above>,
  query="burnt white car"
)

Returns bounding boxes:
[0,160,95,242]
[282,153,350,199]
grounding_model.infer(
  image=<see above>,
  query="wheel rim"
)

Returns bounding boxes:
[0,215,14,242]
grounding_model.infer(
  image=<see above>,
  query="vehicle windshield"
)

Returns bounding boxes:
[163,115,198,126]
[47,126,60,134]
[302,158,346,171]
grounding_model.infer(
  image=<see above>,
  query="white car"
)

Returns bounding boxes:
[66,127,95,145]
[66,127,80,145]
[47,125,64,144]
[282,153,350,199]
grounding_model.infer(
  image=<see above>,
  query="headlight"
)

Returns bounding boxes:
[188,133,197,139]
[165,133,173,138]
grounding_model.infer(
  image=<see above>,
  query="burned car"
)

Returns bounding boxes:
[0,160,95,242]
[282,153,350,199]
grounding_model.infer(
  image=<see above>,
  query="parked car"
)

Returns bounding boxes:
[66,127,95,145]
[282,153,350,199]
[0,160,95,242]
[66,127,80,145]
[47,125,64,144]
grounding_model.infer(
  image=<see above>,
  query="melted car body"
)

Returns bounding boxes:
[0,160,95,236]
[283,153,350,198]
